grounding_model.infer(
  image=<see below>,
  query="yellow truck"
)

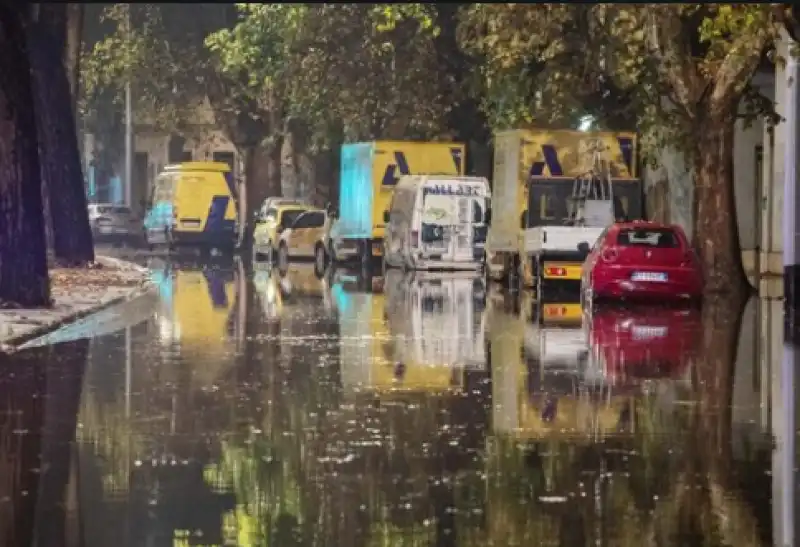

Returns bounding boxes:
[327,141,466,269]
[486,129,643,288]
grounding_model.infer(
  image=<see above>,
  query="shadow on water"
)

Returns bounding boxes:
[0,259,789,546]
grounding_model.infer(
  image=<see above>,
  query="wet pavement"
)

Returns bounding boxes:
[0,257,793,546]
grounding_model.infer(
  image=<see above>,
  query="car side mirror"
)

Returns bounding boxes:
[383,210,390,223]
[577,241,590,254]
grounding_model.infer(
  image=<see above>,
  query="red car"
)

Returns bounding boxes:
[589,305,701,384]
[581,221,703,302]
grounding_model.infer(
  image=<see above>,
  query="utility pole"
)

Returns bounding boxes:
[124,5,133,207]
[784,36,800,314]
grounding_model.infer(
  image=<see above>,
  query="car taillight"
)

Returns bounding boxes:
[600,247,619,263]
[411,230,419,248]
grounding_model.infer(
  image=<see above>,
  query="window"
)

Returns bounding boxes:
[279,210,304,228]
[213,151,236,174]
[616,228,680,248]
[293,211,325,228]
[472,199,484,223]
[150,174,176,205]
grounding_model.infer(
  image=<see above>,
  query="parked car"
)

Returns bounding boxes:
[88,203,144,246]
[581,221,702,303]
[275,209,329,276]
[252,202,313,262]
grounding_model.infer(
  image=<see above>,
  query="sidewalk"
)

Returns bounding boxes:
[0,256,155,352]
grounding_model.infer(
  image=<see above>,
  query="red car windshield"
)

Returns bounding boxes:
[616,228,680,249]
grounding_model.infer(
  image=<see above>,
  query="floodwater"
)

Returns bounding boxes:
[0,258,793,546]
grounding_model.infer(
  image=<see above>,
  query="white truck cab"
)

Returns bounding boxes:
[383,175,491,271]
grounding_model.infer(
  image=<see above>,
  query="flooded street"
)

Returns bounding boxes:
[0,259,789,546]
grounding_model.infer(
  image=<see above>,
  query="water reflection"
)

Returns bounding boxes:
[0,260,792,546]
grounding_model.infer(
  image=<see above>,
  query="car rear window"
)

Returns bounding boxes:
[617,228,680,248]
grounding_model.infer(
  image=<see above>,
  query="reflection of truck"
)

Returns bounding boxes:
[523,302,587,378]
[332,269,473,396]
[383,270,487,371]
[150,260,237,385]
[487,129,643,289]
[328,141,467,269]
[487,291,635,441]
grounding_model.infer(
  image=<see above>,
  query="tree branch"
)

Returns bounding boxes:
[710,24,774,116]
[645,7,705,115]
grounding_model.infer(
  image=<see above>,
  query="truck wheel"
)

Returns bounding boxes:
[507,254,521,291]
[360,240,373,274]
[314,243,328,278]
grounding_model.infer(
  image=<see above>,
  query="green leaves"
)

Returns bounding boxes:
[458,3,781,161]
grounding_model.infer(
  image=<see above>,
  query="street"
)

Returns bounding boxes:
[0,253,786,546]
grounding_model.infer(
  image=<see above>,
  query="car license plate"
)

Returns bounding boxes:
[631,271,667,282]
[632,326,668,340]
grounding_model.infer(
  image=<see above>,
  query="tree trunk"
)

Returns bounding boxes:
[692,116,749,295]
[0,5,50,307]
[27,4,95,266]
[235,145,257,248]
[63,4,82,120]
[267,136,283,199]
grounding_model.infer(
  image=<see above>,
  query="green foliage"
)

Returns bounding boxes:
[458,4,783,162]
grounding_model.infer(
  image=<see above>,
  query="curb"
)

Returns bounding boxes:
[0,256,155,353]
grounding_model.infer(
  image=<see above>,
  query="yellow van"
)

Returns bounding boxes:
[252,202,313,261]
[144,162,238,249]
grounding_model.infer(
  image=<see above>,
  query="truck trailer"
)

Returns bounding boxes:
[328,141,467,269]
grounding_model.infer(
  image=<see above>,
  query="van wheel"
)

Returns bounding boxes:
[327,240,338,264]
[314,243,328,277]
[277,242,289,273]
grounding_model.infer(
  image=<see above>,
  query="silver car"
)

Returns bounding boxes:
[88,203,144,246]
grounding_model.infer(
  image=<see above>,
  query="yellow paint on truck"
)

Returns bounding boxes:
[371,141,467,240]
[145,161,238,247]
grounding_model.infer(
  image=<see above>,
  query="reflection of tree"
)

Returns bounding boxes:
[0,340,89,546]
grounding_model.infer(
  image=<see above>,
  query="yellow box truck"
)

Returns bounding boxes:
[486,129,642,288]
[328,141,467,268]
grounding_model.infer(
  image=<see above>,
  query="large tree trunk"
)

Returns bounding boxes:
[27,4,95,266]
[0,5,51,307]
[692,116,749,295]
[63,4,82,119]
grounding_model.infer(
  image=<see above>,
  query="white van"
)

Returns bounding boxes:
[382,175,491,271]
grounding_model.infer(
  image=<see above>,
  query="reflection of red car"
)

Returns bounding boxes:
[582,221,703,302]
[589,305,701,383]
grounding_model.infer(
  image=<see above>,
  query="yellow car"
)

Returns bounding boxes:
[275,209,329,274]
[252,203,311,261]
